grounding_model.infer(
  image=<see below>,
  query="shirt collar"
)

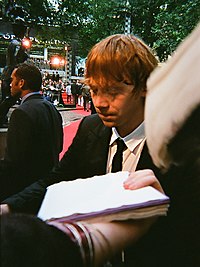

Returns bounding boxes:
[21,92,41,104]
[110,122,145,151]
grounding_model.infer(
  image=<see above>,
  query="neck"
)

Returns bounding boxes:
[117,113,144,138]
[117,120,144,137]
[20,90,35,98]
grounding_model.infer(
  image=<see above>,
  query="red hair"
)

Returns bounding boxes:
[85,34,158,93]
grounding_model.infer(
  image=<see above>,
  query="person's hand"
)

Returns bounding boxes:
[123,169,164,193]
[0,204,10,215]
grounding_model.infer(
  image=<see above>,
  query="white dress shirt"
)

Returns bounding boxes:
[107,122,146,173]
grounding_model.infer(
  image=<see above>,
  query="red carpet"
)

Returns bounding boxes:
[59,120,81,159]
[59,108,91,159]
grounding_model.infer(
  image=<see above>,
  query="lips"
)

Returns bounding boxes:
[98,113,116,121]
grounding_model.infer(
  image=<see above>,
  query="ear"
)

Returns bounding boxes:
[19,79,25,90]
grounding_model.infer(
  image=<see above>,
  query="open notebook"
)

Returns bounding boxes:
[38,171,170,223]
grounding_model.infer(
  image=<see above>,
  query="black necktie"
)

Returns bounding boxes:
[111,138,127,172]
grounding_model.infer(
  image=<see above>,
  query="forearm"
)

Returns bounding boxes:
[2,179,47,214]
[48,217,156,267]
[90,218,156,266]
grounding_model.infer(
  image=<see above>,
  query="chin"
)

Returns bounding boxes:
[101,120,116,128]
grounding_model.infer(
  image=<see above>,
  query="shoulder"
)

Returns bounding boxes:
[79,114,110,138]
[19,96,60,116]
[81,114,103,128]
[8,107,31,129]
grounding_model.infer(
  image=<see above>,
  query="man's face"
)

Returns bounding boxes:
[90,82,145,137]
[10,69,23,98]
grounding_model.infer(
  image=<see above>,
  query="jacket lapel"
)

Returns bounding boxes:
[87,119,111,175]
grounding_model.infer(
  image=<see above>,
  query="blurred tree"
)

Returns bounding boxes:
[1,0,199,60]
[152,0,200,60]
[54,0,200,60]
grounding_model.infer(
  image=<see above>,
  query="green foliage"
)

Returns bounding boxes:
[75,0,126,56]
[2,0,200,60]
[152,0,200,60]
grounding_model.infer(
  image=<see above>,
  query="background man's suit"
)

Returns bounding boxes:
[0,94,63,201]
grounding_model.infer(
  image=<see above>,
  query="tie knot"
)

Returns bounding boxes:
[116,138,126,152]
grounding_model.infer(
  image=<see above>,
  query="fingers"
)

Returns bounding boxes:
[123,169,164,194]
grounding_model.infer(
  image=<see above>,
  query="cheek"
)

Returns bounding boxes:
[12,81,19,89]
[113,95,130,110]
[116,96,137,117]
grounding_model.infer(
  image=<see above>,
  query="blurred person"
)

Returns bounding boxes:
[55,71,60,82]
[124,22,200,267]
[1,19,28,101]
[66,82,72,103]
[0,205,157,267]
[0,63,63,202]
[82,83,91,111]
[56,79,66,107]
[1,213,83,267]
[0,18,29,126]
[51,71,56,81]
[77,80,83,106]
[71,80,78,104]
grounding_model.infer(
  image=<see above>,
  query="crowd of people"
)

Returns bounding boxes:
[1,22,200,267]
[41,74,92,111]
[28,59,91,109]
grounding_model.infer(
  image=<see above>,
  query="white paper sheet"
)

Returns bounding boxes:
[38,171,169,221]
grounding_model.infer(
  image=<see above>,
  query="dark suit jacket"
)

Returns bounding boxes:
[3,114,200,266]
[0,94,63,201]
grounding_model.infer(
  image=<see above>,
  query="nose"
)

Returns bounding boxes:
[93,94,109,109]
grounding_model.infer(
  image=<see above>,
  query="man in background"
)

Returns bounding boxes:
[0,63,63,202]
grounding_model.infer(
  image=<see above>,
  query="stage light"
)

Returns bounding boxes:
[22,38,32,49]
[51,56,60,65]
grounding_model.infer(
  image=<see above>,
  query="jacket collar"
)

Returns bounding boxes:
[21,92,42,104]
